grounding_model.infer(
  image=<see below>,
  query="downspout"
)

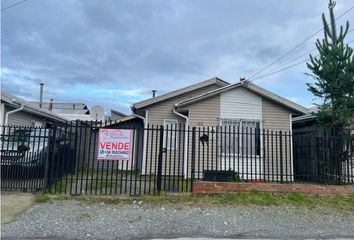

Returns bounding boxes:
[0,103,5,135]
[5,103,24,125]
[172,104,189,179]
[133,113,147,175]
[1,103,5,125]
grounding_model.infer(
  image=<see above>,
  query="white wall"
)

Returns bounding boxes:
[220,87,262,120]
[220,87,263,180]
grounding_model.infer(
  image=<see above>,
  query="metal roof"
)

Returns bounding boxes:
[52,109,89,114]
[110,109,127,117]
[292,114,317,123]
[28,102,88,110]
[101,114,143,127]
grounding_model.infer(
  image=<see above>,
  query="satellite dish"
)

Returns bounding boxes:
[90,105,105,121]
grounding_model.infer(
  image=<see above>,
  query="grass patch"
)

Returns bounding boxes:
[288,193,305,202]
[89,179,120,192]
[52,179,67,193]
[34,192,354,211]
[35,194,51,203]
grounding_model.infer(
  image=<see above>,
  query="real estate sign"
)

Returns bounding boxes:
[97,128,132,160]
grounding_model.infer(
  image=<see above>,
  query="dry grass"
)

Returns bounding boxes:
[35,192,354,211]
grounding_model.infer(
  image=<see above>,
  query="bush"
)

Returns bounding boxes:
[228,169,242,182]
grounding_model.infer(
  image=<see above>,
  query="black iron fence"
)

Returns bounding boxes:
[1,121,353,195]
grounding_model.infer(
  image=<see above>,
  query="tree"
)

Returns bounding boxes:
[307,0,354,134]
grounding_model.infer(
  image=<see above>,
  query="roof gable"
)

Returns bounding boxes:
[175,81,308,115]
[132,77,229,110]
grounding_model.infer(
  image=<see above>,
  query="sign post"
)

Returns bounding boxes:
[97,129,132,161]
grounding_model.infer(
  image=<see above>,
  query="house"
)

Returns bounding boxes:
[110,110,127,121]
[292,106,318,132]
[292,106,354,183]
[130,77,308,181]
[293,106,354,133]
[85,114,145,172]
[1,91,67,127]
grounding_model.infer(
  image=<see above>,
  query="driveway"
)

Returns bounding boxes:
[1,199,354,239]
[1,192,35,224]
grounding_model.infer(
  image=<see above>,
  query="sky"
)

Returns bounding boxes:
[1,0,354,115]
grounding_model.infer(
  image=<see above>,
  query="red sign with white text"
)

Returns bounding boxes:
[97,129,132,160]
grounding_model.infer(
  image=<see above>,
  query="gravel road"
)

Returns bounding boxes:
[1,200,354,240]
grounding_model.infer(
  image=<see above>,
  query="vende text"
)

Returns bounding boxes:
[100,142,130,150]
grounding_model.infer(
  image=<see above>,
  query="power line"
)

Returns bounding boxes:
[248,5,354,80]
[252,39,354,81]
[261,48,317,75]
[252,58,314,81]
[253,30,354,77]
[1,0,29,11]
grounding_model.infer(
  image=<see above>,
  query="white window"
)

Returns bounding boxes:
[164,119,178,149]
[220,119,261,156]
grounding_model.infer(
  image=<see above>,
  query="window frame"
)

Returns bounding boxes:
[220,118,261,156]
[163,119,178,150]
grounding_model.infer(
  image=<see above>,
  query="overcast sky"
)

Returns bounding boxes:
[2,0,354,115]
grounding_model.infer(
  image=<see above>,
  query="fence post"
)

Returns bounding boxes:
[156,126,164,194]
[279,131,283,183]
[190,127,196,192]
[43,124,54,194]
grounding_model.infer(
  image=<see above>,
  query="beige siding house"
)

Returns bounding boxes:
[131,77,308,181]
[1,91,67,127]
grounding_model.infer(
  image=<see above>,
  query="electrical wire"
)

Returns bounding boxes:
[252,39,354,81]
[261,29,354,75]
[248,5,354,80]
[1,0,29,11]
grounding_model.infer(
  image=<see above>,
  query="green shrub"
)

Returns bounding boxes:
[228,169,242,182]
[35,194,50,203]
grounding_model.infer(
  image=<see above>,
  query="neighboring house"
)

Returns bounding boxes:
[29,101,93,121]
[110,109,127,121]
[292,106,318,132]
[85,114,144,172]
[1,91,67,127]
[293,106,354,132]
[130,77,308,180]
[293,106,354,183]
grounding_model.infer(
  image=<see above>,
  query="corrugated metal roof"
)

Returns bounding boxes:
[111,109,127,117]
[52,109,89,114]
[102,114,142,127]
[28,102,88,110]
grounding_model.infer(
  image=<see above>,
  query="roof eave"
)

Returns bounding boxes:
[2,94,68,123]
[132,77,229,110]
[176,83,308,115]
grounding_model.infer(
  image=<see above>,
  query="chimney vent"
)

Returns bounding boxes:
[152,90,157,98]
[49,99,54,112]
[240,77,246,82]
[39,83,44,108]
